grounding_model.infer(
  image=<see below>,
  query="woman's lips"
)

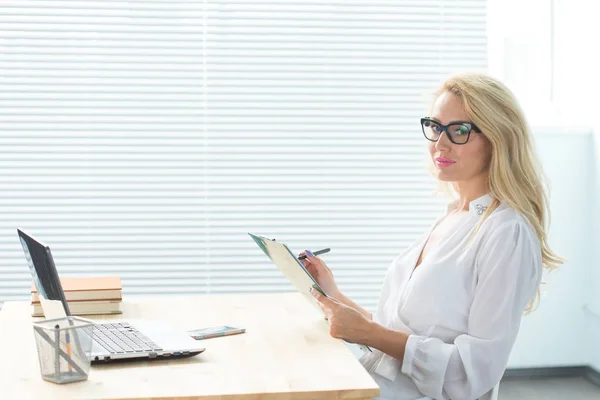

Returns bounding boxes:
[435,157,455,168]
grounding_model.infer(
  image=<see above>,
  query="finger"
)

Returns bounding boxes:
[304,249,318,264]
[313,296,333,319]
[306,252,330,272]
[315,299,327,314]
[300,251,315,266]
[310,287,336,306]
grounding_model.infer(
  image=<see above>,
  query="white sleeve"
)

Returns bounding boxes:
[400,218,542,400]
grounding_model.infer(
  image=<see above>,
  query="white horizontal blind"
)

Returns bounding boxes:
[0,1,487,311]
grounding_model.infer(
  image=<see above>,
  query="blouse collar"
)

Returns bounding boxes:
[447,193,494,217]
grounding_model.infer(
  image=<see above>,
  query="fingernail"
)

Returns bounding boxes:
[306,250,314,257]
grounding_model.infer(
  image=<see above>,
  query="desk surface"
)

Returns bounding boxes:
[0,292,380,400]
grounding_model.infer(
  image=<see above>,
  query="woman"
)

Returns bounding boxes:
[299,72,563,400]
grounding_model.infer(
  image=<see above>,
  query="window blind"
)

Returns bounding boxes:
[0,1,487,311]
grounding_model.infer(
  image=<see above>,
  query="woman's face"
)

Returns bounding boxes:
[427,91,491,183]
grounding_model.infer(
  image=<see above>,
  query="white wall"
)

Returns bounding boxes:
[552,0,600,372]
[591,94,600,368]
[553,0,599,121]
[507,128,594,368]
[590,26,600,378]
[589,122,600,372]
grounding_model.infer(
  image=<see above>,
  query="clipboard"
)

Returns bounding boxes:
[248,233,372,352]
[248,233,327,306]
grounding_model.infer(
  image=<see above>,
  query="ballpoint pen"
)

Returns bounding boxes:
[298,248,330,260]
[54,324,61,375]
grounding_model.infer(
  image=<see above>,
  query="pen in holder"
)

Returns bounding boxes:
[32,316,96,384]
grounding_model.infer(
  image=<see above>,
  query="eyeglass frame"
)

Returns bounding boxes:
[420,117,481,145]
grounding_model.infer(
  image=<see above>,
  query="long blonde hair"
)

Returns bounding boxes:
[432,72,564,313]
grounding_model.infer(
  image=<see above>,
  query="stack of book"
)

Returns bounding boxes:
[31,276,123,317]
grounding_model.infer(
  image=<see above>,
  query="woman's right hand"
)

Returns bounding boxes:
[298,249,341,299]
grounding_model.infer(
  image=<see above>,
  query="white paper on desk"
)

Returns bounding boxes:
[248,233,326,314]
[39,298,67,320]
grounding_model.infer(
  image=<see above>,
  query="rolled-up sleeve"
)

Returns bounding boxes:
[400,218,542,400]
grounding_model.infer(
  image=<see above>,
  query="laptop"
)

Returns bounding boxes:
[17,228,205,363]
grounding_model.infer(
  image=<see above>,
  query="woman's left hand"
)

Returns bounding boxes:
[311,288,374,344]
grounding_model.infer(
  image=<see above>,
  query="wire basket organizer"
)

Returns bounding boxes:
[32,316,96,384]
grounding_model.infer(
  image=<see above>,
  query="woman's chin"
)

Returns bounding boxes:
[435,171,455,182]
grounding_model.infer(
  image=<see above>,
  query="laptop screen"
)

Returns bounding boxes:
[17,229,71,318]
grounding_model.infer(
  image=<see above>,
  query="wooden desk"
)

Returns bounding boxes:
[0,293,380,400]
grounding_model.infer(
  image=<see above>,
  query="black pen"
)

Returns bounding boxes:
[298,248,331,260]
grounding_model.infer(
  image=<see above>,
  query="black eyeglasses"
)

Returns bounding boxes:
[420,117,481,145]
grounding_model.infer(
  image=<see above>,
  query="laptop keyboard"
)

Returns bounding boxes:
[84,322,163,354]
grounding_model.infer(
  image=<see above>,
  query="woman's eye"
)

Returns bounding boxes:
[451,126,468,135]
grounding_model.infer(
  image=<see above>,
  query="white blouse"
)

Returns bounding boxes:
[359,193,542,400]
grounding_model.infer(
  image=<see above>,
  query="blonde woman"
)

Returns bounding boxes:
[299,72,563,400]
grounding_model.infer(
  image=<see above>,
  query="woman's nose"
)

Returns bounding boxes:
[435,131,451,150]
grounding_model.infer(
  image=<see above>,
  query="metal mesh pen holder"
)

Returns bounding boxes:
[32,316,96,384]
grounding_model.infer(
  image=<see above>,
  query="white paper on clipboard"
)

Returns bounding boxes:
[248,233,327,313]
